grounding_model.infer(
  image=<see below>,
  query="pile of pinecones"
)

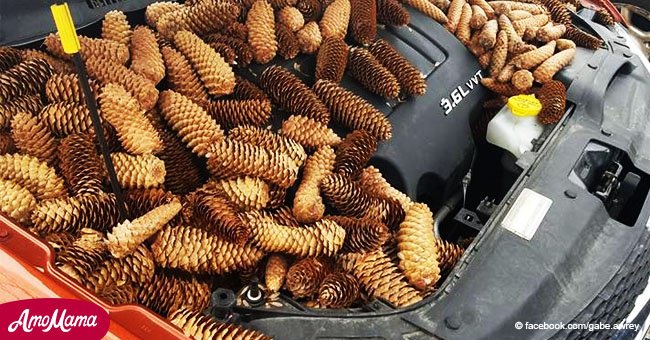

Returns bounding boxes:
[0,0,598,337]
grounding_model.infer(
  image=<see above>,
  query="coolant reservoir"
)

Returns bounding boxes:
[486,95,544,158]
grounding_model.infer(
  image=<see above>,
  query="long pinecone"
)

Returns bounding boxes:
[537,80,567,124]
[21,49,75,74]
[130,26,165,85]
[333,130,377,177]
[318,272,360,308]
[85,245,156,293]
[204,34,254,68]
[200,177,270,211]
[248,216,346,257]
[437,238,464,272]
[296,21,322,54]
[328,215,389,253]
[31,193,120,234]
[161,46,210,109]
[315,38,348,83]
[206,138,299,189]
[107,200,182,258]
[58,134,105,196]
[111,153,166,189]
[512,41,556,70]
[533,48,576,83]
[145,1,185,28]
[123,188,178,220]
[159,90,225,157]
[158,0,240,38]
[194,193,251,244]
[275,22,300,59]
[277,6,304,31]
[11,112,58,165]
[229,125,307,165]
[84,57,159,111]
[358,166,412,211]
[0,47,22,72]
[402,0,447,23]
[45,73,100,103]
[209,41,237,65]
[347,48,400,99]
[368,40,426,96]
[313,80,391,140]
[0,154,66,200]
[0,179,37,224]
[285,257,331,298]
[396,203,441,290]
[247,0,278,64]
[56,245,110,284]
[564,24,602,50]
[265,253,288,293]
[280,115,341,149]
[349,0,376,45]
[208,99,272,129]
[138,271,211,317]
[259,66,330,124]
[0,59,53,105]
[168,308,271,340]
[44,34,129,64]
[319,0,350,39]
[0,95,42,130]
[102,10,131,45]
[99,83,163,155]
[233,76,268,101]
[37,102,94,138]
[377,0,409,26]
[293,146,335,223]
[151,225,265,274]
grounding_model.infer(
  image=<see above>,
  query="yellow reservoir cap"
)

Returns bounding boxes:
[50,3,80,55]
[507,94,542,117]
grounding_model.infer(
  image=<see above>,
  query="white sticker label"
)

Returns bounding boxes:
[501,188,553,240]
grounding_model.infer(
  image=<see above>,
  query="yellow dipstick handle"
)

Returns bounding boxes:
[50,3,81,54]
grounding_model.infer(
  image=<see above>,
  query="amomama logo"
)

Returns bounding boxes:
[0,298,109,339]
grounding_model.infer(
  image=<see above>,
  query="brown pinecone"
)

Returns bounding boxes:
[204,34,254,68]
[480,78,526,97]
[110,153,165,189]
[123,188,179,220]
[537,80,567,124]
[347,48,400,99]
[58,134,105,196]
[37,102,94,138]
[358,166,412,211]
[85,245,156,293]
[538,0,571,25]
[107,199,182,258]
[159,90,225,157]
[403,0,447,23]
[396,203,441,290]
[145,1,185,28]
[233,76,268,101]
[161,46,209,109]
[168,307,271,339]
[0,154,66,200]
[206,138,299,188]
[328,215,389,253]
[229,125,307,165]
[512,69,534,91]
[349,0,377,45]
[318,272,360,308]
[320,0,350,40]
[296,21,322,54]
[269,0,298,9]
[280,115,341,149]
[151,225,266,274]
[489,30,508,77]
[194,193,251,244]
[248,216,346,257]
[0,59,53,105]
[157,0,240,38]
[444,0,464,33]
[513,40,556,70]
[84,58,159,111]
[0,179,37,224]
[564,25,602,50]
[207,42,236,65]
[533,48,576,83]
[594,10,615,26]
[44,231,77,253]
[56,245,109,284]
[315,38,348,83]
[343,249,422,307]
[129,26,165,85]
[537,23,567,42]
[277,6,304,31]
[173,30,235,96]
[44,34,129,64]
[0,133,15,155]
[455,3,472,45]
[293,146,335,223]
[247,0,278,64]
[470,4,488,30]
[97,283,138,305]
[333,130,377,177]
[138,271,211,317]
[72,228,107,251]
[221,21,249,41]
[368,40,426,96]
[259,66,330,124]
[437,238,464,272]
[21,49,75,74]
[201,177,270,211]
[556,38,576,52]
[152,125,204,195]
[285,257,331,298]
[208,99,272,129]
[296,0,322,21]
[45,73,100,103]
[31,193,120,234]
[0,47,22,72]
[267,184,288,208]
[11,112,58,165]
[275,22,300,59]
[0,95,42,130]
[265,254,288,293]
[102,10,132,45]
[377,0,409,26]
[321,173,405,229]
[99,83,163,155]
